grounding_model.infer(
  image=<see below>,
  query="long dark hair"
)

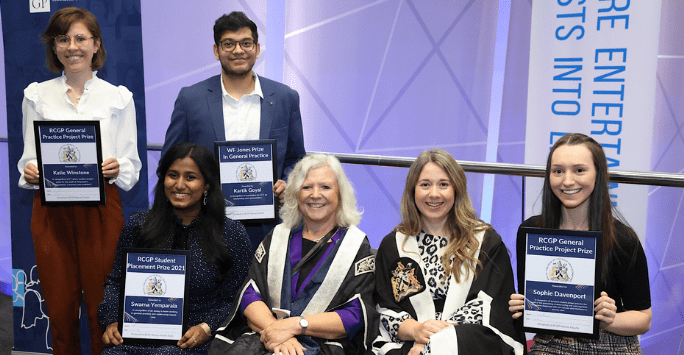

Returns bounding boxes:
[395,149,488,282]
[540,133,636,289]
[137,143,233,277]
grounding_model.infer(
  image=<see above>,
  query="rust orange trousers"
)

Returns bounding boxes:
[31,183,123,355]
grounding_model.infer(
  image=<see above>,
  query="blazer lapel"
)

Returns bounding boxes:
[259,76,275,139]
[207,76,226,142]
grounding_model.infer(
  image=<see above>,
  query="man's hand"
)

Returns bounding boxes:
[273,179,287,205]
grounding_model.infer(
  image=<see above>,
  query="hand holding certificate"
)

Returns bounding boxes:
[215,140,278,222]
[33,120,105,205]
[519,227,602,339]
[118,249,190,344]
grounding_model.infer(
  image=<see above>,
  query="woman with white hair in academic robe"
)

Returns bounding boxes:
[210,154,378,355]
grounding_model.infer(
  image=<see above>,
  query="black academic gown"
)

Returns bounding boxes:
[209,224,378,355]
[371,229,525,355]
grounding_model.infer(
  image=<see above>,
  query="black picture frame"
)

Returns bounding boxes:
[118,248,191,345]
[215,139,278,223]
[518,227,603,339]
[33,120,105,206]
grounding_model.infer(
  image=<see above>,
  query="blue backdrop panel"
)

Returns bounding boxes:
[1,0,147,353]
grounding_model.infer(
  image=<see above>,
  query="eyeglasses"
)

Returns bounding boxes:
[219,39,256,52]
[54,35,93,48]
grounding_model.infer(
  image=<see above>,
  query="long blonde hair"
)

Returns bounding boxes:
[395,149,488,282]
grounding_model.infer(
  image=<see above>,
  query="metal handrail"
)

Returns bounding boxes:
[3,139,682,187]
[313,152,684,188]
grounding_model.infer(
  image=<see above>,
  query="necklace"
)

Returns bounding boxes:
[310,226,339,242]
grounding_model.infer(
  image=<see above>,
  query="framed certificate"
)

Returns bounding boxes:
[215,140,278,222]
[118,249,191,344]
[519,227,603,339]
[33,120,105,206]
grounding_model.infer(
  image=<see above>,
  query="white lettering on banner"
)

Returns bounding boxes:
[524,0,663,243]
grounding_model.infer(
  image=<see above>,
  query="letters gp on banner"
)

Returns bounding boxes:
[29,0,50,13]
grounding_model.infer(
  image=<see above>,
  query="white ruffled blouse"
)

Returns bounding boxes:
[18,71,141,191]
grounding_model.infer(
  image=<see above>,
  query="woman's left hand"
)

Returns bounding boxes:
[177,324,210,349]
[260,317,299,348]
[102,158,119,179]
[594,291,617,327]
[408,343,426,355]
[509,293,525,319]
[270,337,307,355]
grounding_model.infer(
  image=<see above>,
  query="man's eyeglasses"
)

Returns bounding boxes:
[55,35,93,48]
[219,39,256,52]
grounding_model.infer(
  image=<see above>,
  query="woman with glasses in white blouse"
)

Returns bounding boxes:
[17,7,141,355]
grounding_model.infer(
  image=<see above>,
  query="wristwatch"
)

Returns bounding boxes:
[299,317,308,335]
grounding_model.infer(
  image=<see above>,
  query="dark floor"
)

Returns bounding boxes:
[1,293,13,354]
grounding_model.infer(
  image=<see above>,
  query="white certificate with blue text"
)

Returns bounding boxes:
[215,140,277,222]
[34,121,105,206]
[520,227,602,339]
[119,249,190,344]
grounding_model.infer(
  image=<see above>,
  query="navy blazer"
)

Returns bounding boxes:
[161,74,305,180]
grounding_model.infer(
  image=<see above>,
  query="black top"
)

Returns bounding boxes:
[516,216,651,313]
[97,210,253,332]
[296,238,330,290]
[372,229,526,355]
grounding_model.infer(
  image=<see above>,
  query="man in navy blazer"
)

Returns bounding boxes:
[162,11,305,249]
[161,75,305,181]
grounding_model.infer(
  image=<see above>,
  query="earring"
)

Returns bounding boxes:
[203,191,208,206]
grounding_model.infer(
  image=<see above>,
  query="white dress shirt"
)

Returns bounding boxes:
[221,71,263,141]
[18,71,141,191]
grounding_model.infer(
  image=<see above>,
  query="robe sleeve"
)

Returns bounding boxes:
[372,232,416,355]
[333,236,377,345]
[372,230,525,355]
[451,229,525,355]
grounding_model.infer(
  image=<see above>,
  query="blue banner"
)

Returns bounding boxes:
[43,164,99,188]
[123,296,183,325]
[526,233,596,259]
[38,125,97,143]
[127,253,187,275]
[224,181,274,207]
[525,280,594,317]
[218,143,273,163]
